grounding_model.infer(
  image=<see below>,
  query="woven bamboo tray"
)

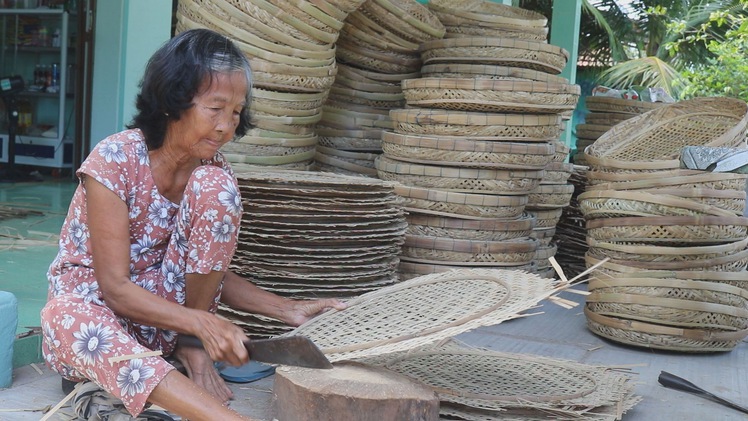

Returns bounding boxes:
[394,184,528,220]
[527,183,574,209]
[398,261,533,281]
[376,155,545,194]
[315,146,379,176]
[584,306,748,352]
[401,235,538,266]
[540,162,574,185]
[337,38,422,74]
[341,11,421,54]
[527,208,564,229]
[406,213,535,242]
[427,0,546,27]
[251,88,328,117]
[317,127,383,152]
[584,112,632,126]
[587,277,748,331]
[401,78,580,114]
[641,187,747,216]
[578,189,737,219]
[389,108,562,140]
[531,226,556,246]
[247,56,337,93]
[328,86,405,109]
[222,135,317,157]
[586,167,704,184]
[551,141,571,162]
[585,96,664,115]
[419,37,569,75]
[380,131,555,169]
[534,242,558,268]
[359,0,445,44]
[585,172,748,193]
[584,97,748,169]
[586,215,748,245]
[321,104,394,131]
[586,246,748,273]
[243,0,343,44]
[421,63,567,84]
[441,22,548,42]
[575,123,609,140]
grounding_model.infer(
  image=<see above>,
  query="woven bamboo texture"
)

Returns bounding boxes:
[405,213,535,242]
[527,208,564,229]
[586,167,704,184]
[401,78,580,114]
[540,162,574,185]
[585,171,748,193]
[419,37,569,75]
[552,140,571,162]
[401,235,538,266]
[357,0,445,44]
[584,97,748,169]
[317,127,383,151]
[286,268,558,361]
[427,0,549,41]
[380,131,556,169]
[394,184,528,220]
[586,216,748,245]
[421,63,568,84]
[376,155,545,194]
[585,96,664,115]
[578,189,738,219]
[389,108,562,140]
[526,183,574,209]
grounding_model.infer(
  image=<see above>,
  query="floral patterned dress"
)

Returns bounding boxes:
[40,128,243,416]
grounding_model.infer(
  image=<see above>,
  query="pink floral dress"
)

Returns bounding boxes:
[40,129,242,416]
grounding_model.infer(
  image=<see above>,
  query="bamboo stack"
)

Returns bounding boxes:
[578,96,748,352]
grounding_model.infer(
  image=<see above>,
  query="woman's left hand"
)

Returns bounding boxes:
[283,298,348,327]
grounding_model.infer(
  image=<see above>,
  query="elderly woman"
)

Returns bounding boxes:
[40,29,344,420]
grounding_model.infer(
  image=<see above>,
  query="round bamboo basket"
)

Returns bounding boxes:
[531,226,556,246]
[359,0,446,43]
[527,208,564,229]
[586,216,748,245]
[584,306,748,352]
[401,235,538,266]
[551,141,571,162]
[341,11,421,54]
[314,152,379,178]
[337,64,420,84]
[420,63,567,84]
[380,131,555,169]
[389,108,562,141]
[442,24,547,41]
[222,134,318,158]
[337,39,422,74]
[223,148,317,166]
[242,0,341,44]
[263,0,346,33]
[586,167,704,184]
[578,190,738,219]
[397,261,534,281]
[585,246,748,273]
[247,57,338,93]
[540,162,574,185]
[251,88,328,117]
[321,104,394,131]
[393,184,528,220]
[585,171,748,193]
[316,145,378,171]
[575,124,609,141]
[526,184,574,209]
[405,213,535,241]
[585,96,664,115]
[328,86,405,109]
[587,277,748,331]
[640,187,746,216]
[419,37,569,75]
[584,112,632,126]
[401,78,580,114]
[375,155,545,194]
[334,67,404,94]
[533,242,558,269]
[584,97,748,169]
[426,0,547,28]
[317,127,383,151]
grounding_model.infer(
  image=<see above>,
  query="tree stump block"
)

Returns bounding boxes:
[271,361,439,421]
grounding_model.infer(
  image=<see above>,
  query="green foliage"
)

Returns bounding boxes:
[680,35,748,100]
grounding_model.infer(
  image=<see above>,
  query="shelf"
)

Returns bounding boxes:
[0,8,65,16]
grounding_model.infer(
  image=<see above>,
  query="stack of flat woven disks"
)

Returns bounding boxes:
[315,0,444,177]
[224,170,407,338]
[374,1,579,279]
[176,0,366,170]
[577,96,748,352]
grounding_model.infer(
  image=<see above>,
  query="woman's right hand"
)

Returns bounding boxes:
[193,313,249,367]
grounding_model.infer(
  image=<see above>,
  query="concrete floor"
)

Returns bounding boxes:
[1,178,748,420]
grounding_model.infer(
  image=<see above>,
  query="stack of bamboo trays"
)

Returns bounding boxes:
[574,96,664,164]
[176,0,367,171]
[373,1,580,280]
[577,96,748,352]
[314,0,444,177]
[224,169,407,338]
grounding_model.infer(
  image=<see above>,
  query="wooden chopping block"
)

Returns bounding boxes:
[272,361,439,421]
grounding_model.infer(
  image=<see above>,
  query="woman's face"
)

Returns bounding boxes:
[168,71,248,160]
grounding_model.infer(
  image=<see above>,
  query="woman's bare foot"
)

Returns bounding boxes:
[174,343,233,404]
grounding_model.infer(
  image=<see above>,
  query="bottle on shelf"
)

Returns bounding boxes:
[17,99,33,135]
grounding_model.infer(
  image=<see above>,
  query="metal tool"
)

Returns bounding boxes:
[658,371,748,415]
[178,334,333,369]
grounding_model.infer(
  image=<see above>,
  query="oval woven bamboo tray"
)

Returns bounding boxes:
[359,0,445,43]
[406,213,535,242]
[321,105,394,131]
[584,306,748,352]
[551,141,571,162]
[221,138,317,158]
[389,108,562,140]
[419,37,569,75]
[534,242,558,268]
[317,127,383,151]
[585,96,664,115]
[588,236,748,259]
[420,64,568,85]
[575,124,609,140]
[401,78,580,114]
[335,64,406,92]
[584,97,748,168]
[397,261,534,281]
[531,226,556,246]
[428,0,546,27]
[402,235,538,266]
[540,162,574,185]
[584,112,632,126]
[585,247,748,273]
[586,216,748,245]
[242,0,341,44]
[585,172,748,193]
[251,88,328,117]
[578,189,737,219]
[526,184,574,209]
[441,21,548,42]
[639,187,747,216]
[341,11,421,54]
[394,184,528,220]
[381,131,555,169]
[586,167,704,183]
[224,149,317,166]
[337,40,422,74]
[376,155,545,194]
[527,208,564,229]
[247,56,338,93]
[587,277,748,331]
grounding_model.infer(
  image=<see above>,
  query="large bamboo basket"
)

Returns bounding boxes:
[578,189,737,219]
[585,171,748,193]
[328,85,405,109]
[575,124,609,141]
[584,97,748,170]
[586,216,748,245]
[393,184,528,220]
[320,104,394,131]
[221,134,318,158]
[405,213,535,242]
[531,226,556,247]
[317,127,383,152]
[335,63,409,90]
[241,0,344,44]
[527,208,564,229]
[401,78,580,114]
[359,0,446,43]
[421,63,567,84]
[427,0,548,41]
[585,167,704,184]
[397,261,533,281]
[526,183,574,209]
[380,131,555,169]
[341,11,421,54]
[584,112,632,126]
[375,156,545,194]
[551,141,571,162]
[584,306,748,352]
[639,187,747,216]
[419,37,569,75]
[585,96,664,115]
[441,23,547,41]
[389,108,562,140]
[401,235,538,266]
[251,88,328,117]
[315,145,379,177]
[336,39,422,74]
[247,57,338,93]
[540,162,574,185]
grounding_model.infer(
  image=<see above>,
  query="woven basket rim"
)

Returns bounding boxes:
[420,37,569,58]
[381,131,556,154]
[233,135,318,147]
[405,234,538,253]
[317,127,384,138]
[427,0,547,28]
[407,212,535,231]
[588,277,748,299]
[585,254,748,281]
[420,63,568,84]
[389,108,562,126]
[342,12,421,53]
[371,0,446,38]
[578,189,739,218]
[244,0,340,44]
[585,172,748,192]
[402,77,580,95]
[393,184,527,206]
[376,155,546,179]
[587,236,748,256]
[586,215,748,229]
[586,168,704,182]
